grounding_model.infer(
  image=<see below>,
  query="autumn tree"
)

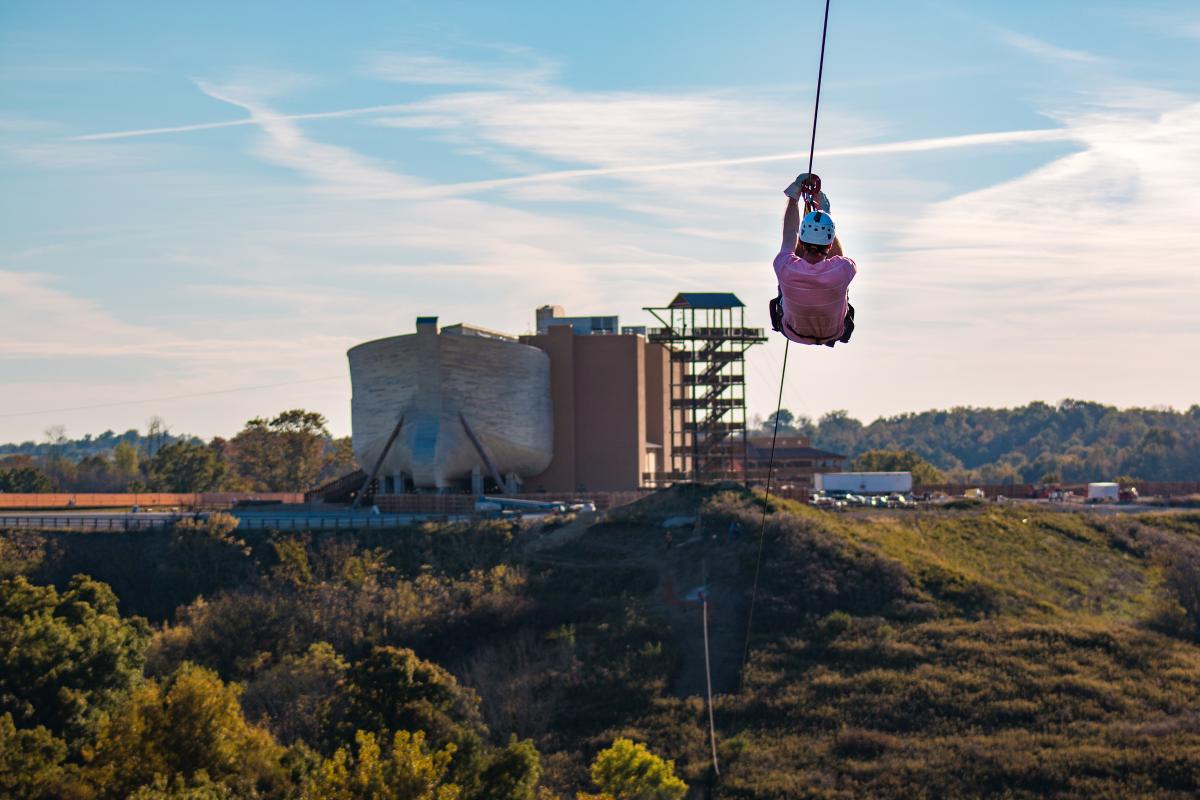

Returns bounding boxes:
[85,663,286,798]
[583,738,686,800]
[308,729,460,800]
[230,410,332,491]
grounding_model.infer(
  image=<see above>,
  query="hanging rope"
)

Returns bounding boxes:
[740,0,833,689]
[701,591,720,777]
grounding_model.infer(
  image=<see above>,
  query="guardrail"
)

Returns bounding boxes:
[0,515,182,531]
[0,514,453,532]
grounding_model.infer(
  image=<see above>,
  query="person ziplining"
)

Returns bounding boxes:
[743,0,837,691]
[768,172,856,347]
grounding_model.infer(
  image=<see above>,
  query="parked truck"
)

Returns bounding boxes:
[815,472,913,496]
[1086,482,1120,503]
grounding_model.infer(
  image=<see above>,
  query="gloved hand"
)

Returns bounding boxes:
[783,172,831,211]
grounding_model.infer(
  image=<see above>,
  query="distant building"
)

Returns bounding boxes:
[746,435,846,489]
[343,297,764,496]
[535,305,619,336]
[347,318,553,493]
[519,321,673,492]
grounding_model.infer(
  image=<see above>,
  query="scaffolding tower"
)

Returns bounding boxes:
[645,293,767,483]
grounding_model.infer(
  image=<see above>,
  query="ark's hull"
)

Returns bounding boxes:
[349,328,553,489]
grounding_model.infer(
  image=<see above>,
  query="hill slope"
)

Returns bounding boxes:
[4,494,1200,798]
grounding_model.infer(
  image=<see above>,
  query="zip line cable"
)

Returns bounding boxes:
[0,376,345,419]
[740,0,833,688]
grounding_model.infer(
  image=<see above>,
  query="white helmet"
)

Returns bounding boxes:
[800,210,836,246]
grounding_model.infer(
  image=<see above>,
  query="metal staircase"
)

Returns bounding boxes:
[645,293,766,483]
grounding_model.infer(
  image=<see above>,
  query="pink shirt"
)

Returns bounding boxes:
[773,246,856,344]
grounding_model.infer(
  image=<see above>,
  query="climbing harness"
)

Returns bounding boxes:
[742,0,833,687]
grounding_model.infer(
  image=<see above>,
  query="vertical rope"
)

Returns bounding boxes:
[740,0,832,688]
[701,592,720,776]
[807,0,832,176]
[739,339,789,687]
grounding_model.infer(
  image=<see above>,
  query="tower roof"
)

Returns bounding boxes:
[665,292,745,309]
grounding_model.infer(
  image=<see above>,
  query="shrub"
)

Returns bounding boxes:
[586,738,686,800]
[1151,538,1200,641]
[817,611,853,641]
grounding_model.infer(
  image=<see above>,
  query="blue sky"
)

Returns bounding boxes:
[2,0,1198,442]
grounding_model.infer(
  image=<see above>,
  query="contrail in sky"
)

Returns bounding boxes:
[65,104,411,141]
[385,128,1080,198]
[66,100,1078,199]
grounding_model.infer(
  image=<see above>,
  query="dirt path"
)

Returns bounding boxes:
[659,534,746,698]
[520,511,599,555]
[525,512,746,698]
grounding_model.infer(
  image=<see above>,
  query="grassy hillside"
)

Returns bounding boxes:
[3,494,1200,798]
[704,500,1200,798]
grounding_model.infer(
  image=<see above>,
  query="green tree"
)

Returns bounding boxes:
[337,647,486,791]
[0,575,148,743]
[851,449,944,485]
[86,663,286,799]
[813,410,863,456]
[230,410,331,491]
[476,737,540,800]
[112,440,142,489]
[764,408,795,431]
[1153,539,1200,642]
[149,440,226,492]
[241,642,348,747]
[0,713,73,799]
[585,738,686,800]
[168,513,253,593]
[0,466,52,493]
[316,436,359,485]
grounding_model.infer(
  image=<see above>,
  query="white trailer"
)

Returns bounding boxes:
[1087,482,1120,502]
[815,472,913,495]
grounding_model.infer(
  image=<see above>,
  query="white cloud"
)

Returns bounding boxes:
[6,45,1198,439]
[991,29,1102,64]
[364,49,556,89]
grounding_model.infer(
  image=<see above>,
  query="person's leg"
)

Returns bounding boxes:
[823,303,855,347]
[838,303,855,343]
[769,289,784,333]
